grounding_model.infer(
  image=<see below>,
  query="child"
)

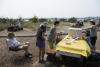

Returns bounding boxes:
[36,23,48,63]
[47,21,60,49]
[6,32,32,58]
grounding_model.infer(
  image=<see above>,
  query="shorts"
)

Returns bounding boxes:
[48,42,54,49]
[9,45,22,51]
[90,36,97,46]
[36,40,45,48]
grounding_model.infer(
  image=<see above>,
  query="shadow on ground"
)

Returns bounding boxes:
[12,56,33,66]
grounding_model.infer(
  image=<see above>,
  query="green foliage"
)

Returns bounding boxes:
[0,22,8,31]
[0,18,8,23]
[30,16,38,23]
[18,17,24,22]
[59,18,67,22]
[68,17,77,23]
[84,19,88,22]
[0,17,22,31]
[38,18,47,22]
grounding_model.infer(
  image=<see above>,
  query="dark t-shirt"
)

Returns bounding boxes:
[36,27,46,41]
[86,29,90,36]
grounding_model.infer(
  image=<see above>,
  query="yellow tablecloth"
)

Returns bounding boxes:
[55,35,91,58]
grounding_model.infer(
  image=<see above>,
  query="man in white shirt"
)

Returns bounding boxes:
[6,33,32,58]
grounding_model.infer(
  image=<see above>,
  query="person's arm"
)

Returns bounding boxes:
[54,28,56,36]
[14,38,20,46]
[42,32,45,40]
[88,25,94,29]
[82,25,93,30]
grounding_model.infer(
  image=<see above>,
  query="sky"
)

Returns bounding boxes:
[0,0,100,18]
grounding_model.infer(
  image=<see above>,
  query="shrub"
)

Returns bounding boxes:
[68,17,77,23]
[38,18,47,22]
[30,16,38,23]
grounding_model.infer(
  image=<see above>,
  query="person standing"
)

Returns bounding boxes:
[89,21,97,50]
[36,22,48,63]
[47,21,60,49]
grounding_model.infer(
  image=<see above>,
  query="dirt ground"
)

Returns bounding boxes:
[0,22,100,67]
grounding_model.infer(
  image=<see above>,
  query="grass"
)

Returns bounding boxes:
[0,21,73,32]
[22,21,44,32]
[0,23,8,31]
[60,22,73,26]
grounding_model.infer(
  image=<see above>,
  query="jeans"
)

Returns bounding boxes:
[86,36,93,49]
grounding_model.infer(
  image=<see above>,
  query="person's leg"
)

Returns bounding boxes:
[21,45,29,54]
[49,42,54,49]
[86,37,93,49]
[90,37,97,51]
[40,47,46,63]
[25,42,30,46]
[93,37,97,50]
[39,47,42,61]
[20,45,32,58]
[21,42,30,54]
[42,47,45,60]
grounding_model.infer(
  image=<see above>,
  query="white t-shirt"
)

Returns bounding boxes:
[16,22,21,27]
[6,38,20,47]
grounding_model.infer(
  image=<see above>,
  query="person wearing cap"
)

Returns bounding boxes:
[89,21,97,50]
[83,20,97,51]
[36,22,48,63]
[47,21,60,49]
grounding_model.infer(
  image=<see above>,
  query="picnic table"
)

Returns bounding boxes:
[55,35,91,58]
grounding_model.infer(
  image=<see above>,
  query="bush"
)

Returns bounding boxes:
[38,18,47,22]
[0,23,8,31]
[68,17,77,23]
[0,18,20,31]
[30,16,38,23]
[59,18,67,22]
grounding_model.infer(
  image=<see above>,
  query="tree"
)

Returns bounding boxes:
[31,16,38,23]
[0,18,7,23]
[68,17,77,23]
[18,17,23,22]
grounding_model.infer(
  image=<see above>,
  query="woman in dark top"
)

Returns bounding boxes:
[36,23,48,63]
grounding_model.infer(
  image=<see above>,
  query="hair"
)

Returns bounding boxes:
[40,25,45,28]
[40,25,46,32]
[8,32,15,38]
[90,21,95,25]
[54,21,59,25]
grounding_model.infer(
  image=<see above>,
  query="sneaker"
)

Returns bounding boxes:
[41,59,46,64]
[25,53,33,58]
[39,59,42,63]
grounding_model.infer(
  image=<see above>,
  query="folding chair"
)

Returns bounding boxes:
[6,40,21,58]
